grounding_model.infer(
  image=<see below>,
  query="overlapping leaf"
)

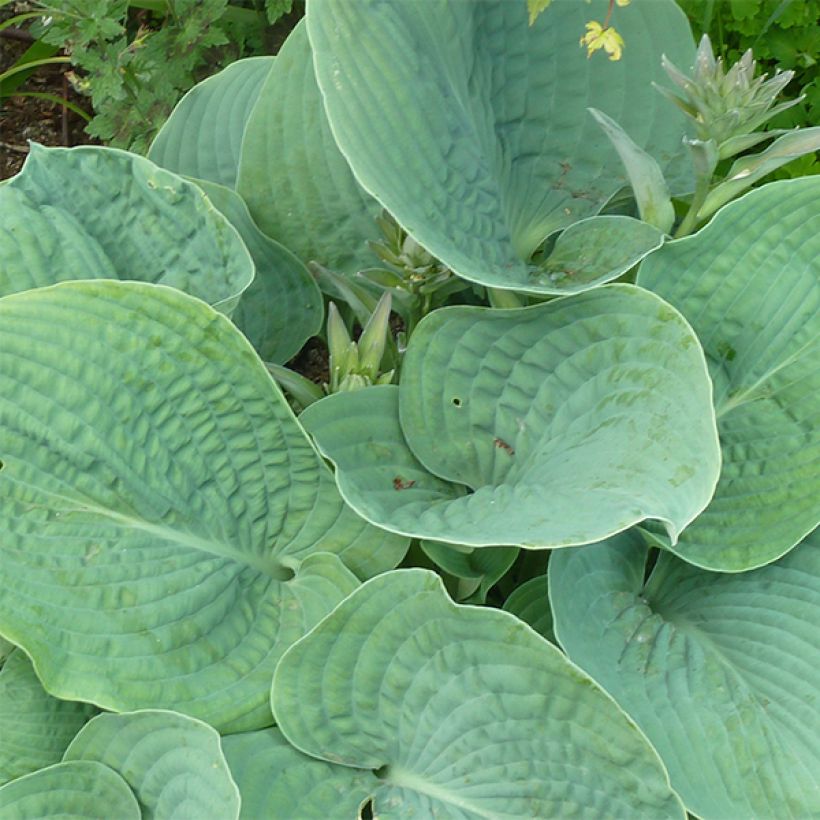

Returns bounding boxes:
[0,651,96,786]
[223,728,376,820]
[148,57,274,188]
[0,760,140,819]
[0,145,253,314]
[64,710,240,820]
[303,285,720,549]
[306,0,693,291]
[272,569,685,818]
[503,574,555,643]
[193,179,323,364]
[550,529,820,818]
[237,21,380,274]
[638,177,820,570]
[0,281,405,732]
[419,541,518,603]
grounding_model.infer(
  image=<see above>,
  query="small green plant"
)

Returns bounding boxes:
[21,0,294,153]
[0,1,817,817]
[678,0,820,161]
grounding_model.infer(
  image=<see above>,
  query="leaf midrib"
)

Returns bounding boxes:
[5,478,288,580]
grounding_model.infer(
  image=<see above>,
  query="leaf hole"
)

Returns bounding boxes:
[451,397,462,407]
[373,764,390,780]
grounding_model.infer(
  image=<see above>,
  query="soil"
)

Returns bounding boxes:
[1,4,97,179]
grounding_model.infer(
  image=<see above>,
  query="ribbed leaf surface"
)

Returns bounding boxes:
[550,530,820,818]
[0,281,404,732]
[638,178,820,570]
[238,21,380,273]
[148,57,273,188]
[0,145,252,314]
[303,286,720,548]
[223,728,376,819]
[64,710,240,820]
[194,179,323,364]
[273,569,685,818]
[0,651,96,786]
[306,0,693,290]
[0,760,140,819]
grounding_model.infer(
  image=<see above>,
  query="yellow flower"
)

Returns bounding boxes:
[579,20,625,61]
[616,0,631,6]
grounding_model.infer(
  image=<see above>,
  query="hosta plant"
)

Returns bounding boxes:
[0,0,817,816]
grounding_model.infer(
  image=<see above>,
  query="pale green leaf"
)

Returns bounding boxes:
[0,145,253,314]
[306,0,693,291]
[700,127,820,219]
[638,177,820,570]
[148,57,274,188]
[64,710,240,820]
[273,569,685,818]
[588,108,675,233]
[419,541,518,603]
[0,651,96,787]
[237,21,380,274]
[302,286,720,549]
[534,215,664,293]
[223,728,376,820]
[550,530,820,818]
[0,281,403,732]
[0,760,140,819]
[193,178,323,364]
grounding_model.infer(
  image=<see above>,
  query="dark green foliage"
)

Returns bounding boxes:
[678,0,820,176]
[29,0,295,153]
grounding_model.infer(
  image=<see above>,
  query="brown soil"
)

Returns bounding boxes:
[1,4,97,179]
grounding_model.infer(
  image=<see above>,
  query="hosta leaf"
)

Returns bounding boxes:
[306,0,693,291]
[550,530,820,819]
[193,178,323,364]
[535,216,664,294]
[0,145,253,314]
[419,541,517,603]
[64,710,240,820]
[273,569,685,818]
[237,21,380,274]
[0,760,140,819]
[303,286,720,548]
[588,108,675,234]
[638,177,820,570]
[0,281,403,732]
[148,57,274,188]
[223,728,376,819]
[0,651,96,786]
[503,574,555,643]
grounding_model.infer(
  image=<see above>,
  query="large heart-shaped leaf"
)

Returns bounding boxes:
[550,529,820,818]
[237,20,380,274]
[0,145,253,314]
[302,285,720,549]
[0,760,140,819]
[638,177,820,570]
[0,281,405,732]
[0,651,96,786]
[64,710,240,820]
[306,0,693,291]
[272,569,685,818]
[223,728,376,819]
[148,57,274,188]
[193,179,323,364]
